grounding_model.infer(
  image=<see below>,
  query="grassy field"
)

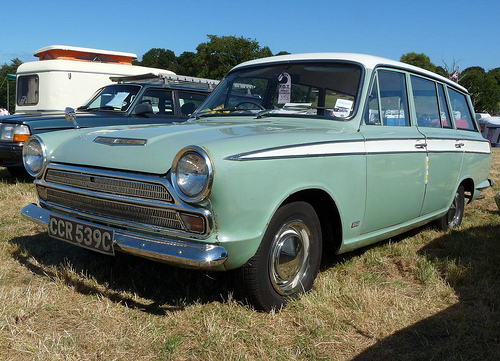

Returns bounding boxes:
[0,149,499,361]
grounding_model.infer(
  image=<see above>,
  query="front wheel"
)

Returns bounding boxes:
[437,185,465,231]
[236,201,322,312]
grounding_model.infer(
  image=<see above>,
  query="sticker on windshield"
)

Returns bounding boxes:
[278,72,291,104]
[333,98,353,118]
[104,92,129,108]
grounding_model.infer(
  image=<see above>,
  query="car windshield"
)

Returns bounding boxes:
[79,84,141,112]
[195,61,363,120]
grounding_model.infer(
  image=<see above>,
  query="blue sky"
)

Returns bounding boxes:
[2,0,499,72]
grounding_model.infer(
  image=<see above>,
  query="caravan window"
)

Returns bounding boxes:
[17,75,39,106]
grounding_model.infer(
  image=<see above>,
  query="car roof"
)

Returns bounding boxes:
[110,73,219,92]
[232,52,467,92]
[110,82,212,93]
[482,116,500,126]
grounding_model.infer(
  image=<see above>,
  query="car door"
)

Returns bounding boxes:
[409,75,462,216]
[447,87,491,193]
[360,69,427,234]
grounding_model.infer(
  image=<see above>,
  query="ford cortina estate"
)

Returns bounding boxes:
[21,53,493,311]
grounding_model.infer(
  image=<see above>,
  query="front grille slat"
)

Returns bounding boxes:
[45,169,173,202]
[46,188,184,231]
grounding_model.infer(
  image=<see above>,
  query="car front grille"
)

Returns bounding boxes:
[39,167,207,235]
[45,169,173,202]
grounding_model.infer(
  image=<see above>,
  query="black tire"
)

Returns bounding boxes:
[236,201,322,312]
[437,185,465,231]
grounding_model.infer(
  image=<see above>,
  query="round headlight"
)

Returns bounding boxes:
[22,136,47,177]
[172,146,213,203]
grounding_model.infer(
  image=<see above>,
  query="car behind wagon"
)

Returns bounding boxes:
[0,73,218,175]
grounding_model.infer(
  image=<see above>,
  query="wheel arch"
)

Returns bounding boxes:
[281,189,342,255]
[460,177,475,204]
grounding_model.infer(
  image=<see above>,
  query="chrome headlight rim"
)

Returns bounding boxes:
[22,135,47,178]
[171,146,214,203]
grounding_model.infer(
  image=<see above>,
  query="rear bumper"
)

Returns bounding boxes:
[476,179,495,190]
[21,203,228,270]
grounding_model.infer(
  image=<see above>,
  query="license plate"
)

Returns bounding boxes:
[48,215,115,255]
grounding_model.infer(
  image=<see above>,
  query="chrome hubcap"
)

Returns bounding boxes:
[269,220,311,295]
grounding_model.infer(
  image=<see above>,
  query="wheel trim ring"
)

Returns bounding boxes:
[269,220,312,296]
[447,191,461,227]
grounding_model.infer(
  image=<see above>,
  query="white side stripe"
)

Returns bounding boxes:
[239,141,365,159]
[233,138,491,160]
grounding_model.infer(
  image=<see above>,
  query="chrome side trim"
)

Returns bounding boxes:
[21,203,227,269]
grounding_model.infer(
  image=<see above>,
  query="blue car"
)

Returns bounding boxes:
[0,74,218,175]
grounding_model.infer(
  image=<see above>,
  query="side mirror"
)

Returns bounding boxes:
[65,107,79,129]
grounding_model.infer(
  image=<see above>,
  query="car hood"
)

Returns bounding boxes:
[44,117,358,174]
[0,111,118,132]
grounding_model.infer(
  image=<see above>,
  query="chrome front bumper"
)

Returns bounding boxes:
[21,203,228,270]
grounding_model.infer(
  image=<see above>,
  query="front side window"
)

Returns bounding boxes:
[17,75,39,106]
[138,89,173,115]
[364,69,409,126]
[364,74,380,124]
[196,62,362,120]
[448,88,475,131]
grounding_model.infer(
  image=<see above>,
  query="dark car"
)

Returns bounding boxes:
[0,73,218,175]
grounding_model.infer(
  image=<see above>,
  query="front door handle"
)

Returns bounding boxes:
[415,142,427,149]
[455,142,465,149]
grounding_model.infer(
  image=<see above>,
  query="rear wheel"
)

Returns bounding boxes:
[437,185,465,231]
[236,201,322,312]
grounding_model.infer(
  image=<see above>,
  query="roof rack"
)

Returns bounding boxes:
[109,72,219,90]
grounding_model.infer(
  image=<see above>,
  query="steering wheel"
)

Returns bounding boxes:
[234,101,266,110]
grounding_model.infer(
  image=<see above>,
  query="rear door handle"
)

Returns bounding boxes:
[455,142,465,148]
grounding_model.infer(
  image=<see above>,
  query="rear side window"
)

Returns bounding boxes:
[17,75,39,106]
[437,84,452,128]
[411,76,440,128]
[410,76,453,129]
[447,88,475,131]
[178,91,207,116]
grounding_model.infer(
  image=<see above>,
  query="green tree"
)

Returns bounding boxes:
[176,51,197,76]
[192,35,273,79]
[400,52,437,73]
[139,48,177,71]
[0,58,22,113]
[459,66,500,114]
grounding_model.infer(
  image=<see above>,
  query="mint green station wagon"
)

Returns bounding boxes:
[21,53,493,311]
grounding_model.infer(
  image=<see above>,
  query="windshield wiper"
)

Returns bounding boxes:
[77,106,117,112]
[196,107,262,119]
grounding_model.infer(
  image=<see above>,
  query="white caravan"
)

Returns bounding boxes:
[15,45,174,113]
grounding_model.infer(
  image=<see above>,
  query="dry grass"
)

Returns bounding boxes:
[0,150,499,361]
